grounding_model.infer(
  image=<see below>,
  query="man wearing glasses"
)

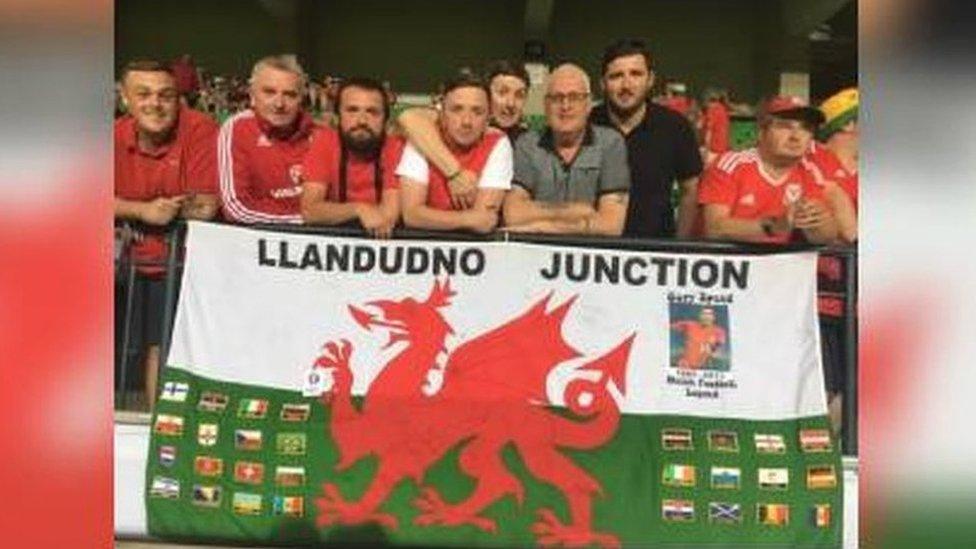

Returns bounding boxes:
[503,64,630,235]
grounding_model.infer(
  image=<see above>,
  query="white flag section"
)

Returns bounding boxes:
[169,221,826,420]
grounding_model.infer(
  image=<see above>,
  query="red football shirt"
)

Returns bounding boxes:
[302,127,405,204]
[698,149,825,243]
[672,321,727,369]
[807,142,858,209]
[114,107,218,273]
[702,101,731,155]
[427,131,504,210]
[219,109,317,224]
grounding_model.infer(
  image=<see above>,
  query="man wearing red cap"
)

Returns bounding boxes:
[219,55,317,224]
[698,95,837,244]
[114,59,219,408]
[300,77,405,237]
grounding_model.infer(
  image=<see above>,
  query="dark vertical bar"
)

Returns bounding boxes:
[159,223,184,369]
[118,229,138,410]
[842,249,858,455]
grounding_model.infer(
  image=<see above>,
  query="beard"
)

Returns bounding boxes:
[607,92,647,120]
[340,126,384,157]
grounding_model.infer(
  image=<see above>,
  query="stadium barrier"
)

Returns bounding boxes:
[114,220,857,455]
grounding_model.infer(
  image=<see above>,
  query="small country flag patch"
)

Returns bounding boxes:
[810,504,832,528]
[806,465,838,490]
[272,495,304,518]
[754,433,786,454]
[710,467,741,490]
[757,503,789,526]
[661,499,695,522]
[238,398,269,419]
[197,391,229,413]
[662,464,696,488]
[232,492,263,515]
[800,429,833,453]
[708,502,742,524]
[234,461,265,484]
[235,429,263,451]
[276,432,307,456]
[158,445,176,467]
[275,466,306,487]
[197,423,219,446]
[159,381,189,402]
[708,430,739,453]
[194,456,223,477]
[661,428,693,451]
[280,403,311,422]
[154,414,184,437]
[149,476,180,499]
[758,468,789,490]
[192,484,222,508]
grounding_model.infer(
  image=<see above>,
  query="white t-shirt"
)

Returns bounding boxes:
[394,137,513,190]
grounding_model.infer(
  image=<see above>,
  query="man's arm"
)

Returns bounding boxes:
[396,107,477,208]
[299,181,360,225]
[400,179,497,233]
[115,196,186,225]
[675,176,700,238]
[502,187,596,227]
[505,192,628,235]
[823,181,857,243]
[702,203,790,242]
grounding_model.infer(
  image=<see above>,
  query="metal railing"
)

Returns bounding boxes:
[115,220,857,455]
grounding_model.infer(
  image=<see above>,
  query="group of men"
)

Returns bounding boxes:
[115,39,859,407]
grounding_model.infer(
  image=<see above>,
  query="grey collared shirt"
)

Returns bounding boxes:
[512,125,631,205]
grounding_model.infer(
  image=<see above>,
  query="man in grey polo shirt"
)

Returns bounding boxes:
[503,64,630,236]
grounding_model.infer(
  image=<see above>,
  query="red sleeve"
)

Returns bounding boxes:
[302,127,334,185]
[697,161,738,206]
[381,136,406,191]
[219,116,303,224]
[184,115,218,194]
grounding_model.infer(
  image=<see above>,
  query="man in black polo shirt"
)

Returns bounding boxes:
[591,39,703,239]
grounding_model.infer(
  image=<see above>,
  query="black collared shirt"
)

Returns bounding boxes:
[591,102,703,238]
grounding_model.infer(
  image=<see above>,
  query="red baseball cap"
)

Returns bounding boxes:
[759,95,825,126]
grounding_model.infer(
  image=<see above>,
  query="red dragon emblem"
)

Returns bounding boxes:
[312,278,636,548]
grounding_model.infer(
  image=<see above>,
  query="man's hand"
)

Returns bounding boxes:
[793,199,829,231]
[447,169,478,210]
[356,204,395,239]
[140,196,186,226]
[462,207,498,234]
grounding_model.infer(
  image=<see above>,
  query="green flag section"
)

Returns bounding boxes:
[148,222,842,546]
[147,368,841,546]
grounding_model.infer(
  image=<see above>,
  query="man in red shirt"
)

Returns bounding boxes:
[701,88,731,165]
[698,95,837,244]
[807,87,858,243]
[671,307,727,370]
[395,74,512,233]
[219,55,317,225]
[301,78,405,238]
[114,60,219,408]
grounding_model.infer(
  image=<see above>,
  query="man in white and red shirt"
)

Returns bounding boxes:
[698,95,837,244]
[301,77,405,237]
[219,55,317,224]
[395,74,512,233]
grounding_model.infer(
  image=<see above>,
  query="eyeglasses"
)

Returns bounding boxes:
[545,92,589,106]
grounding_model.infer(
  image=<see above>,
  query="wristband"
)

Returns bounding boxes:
[446,169,462,181]
[760,218,774,237]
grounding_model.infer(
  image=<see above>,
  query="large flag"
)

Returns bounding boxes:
[147,221,842,546]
